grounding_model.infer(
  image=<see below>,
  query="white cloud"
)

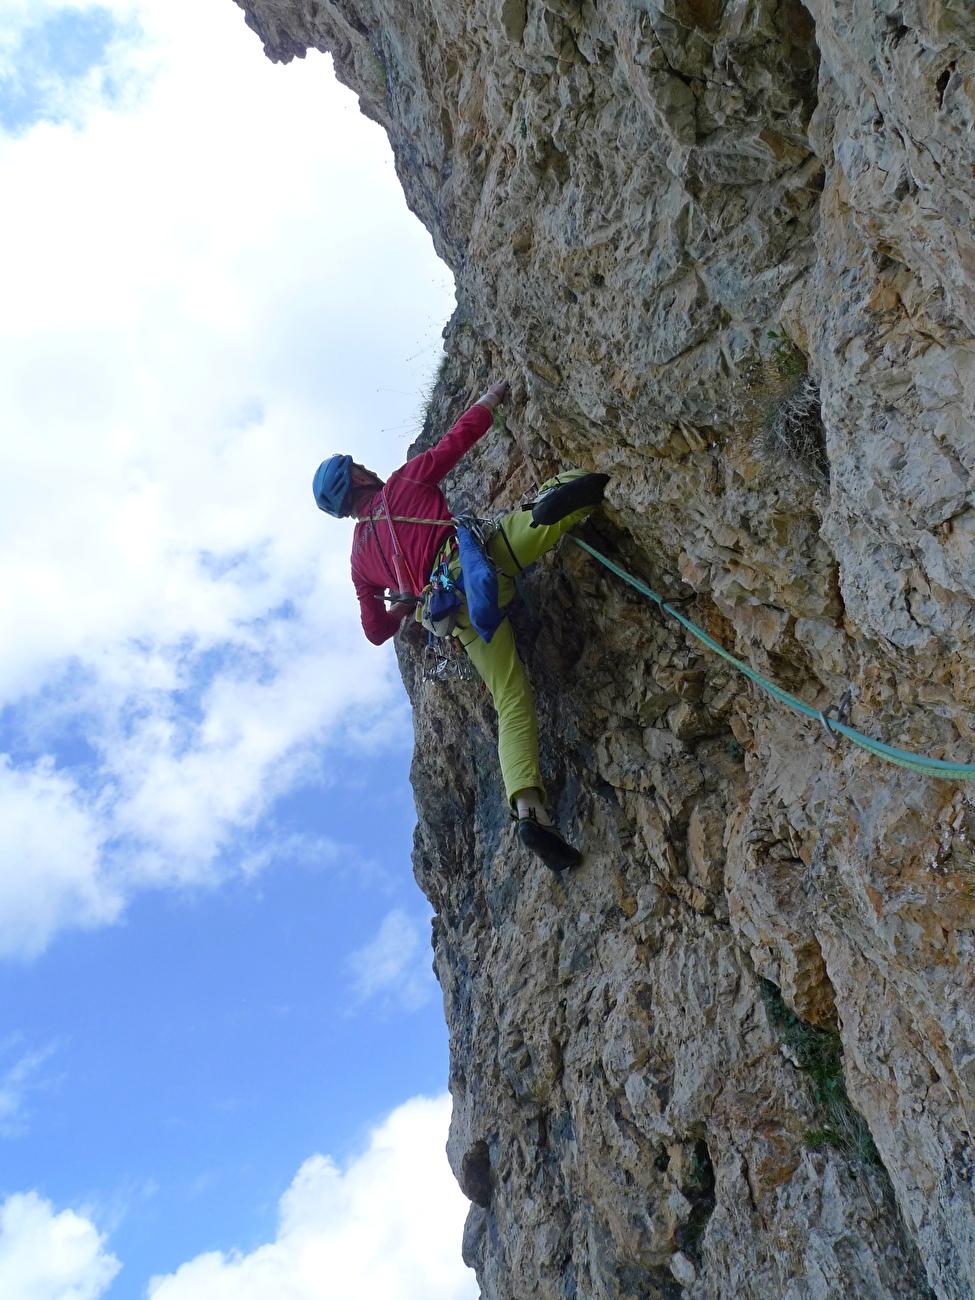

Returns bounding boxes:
[0,1037,59,1135]
[348,909,436,1011]
[0,759,119,958]
[147,1095,477,1300]
[0,2,144,136]
[0,0,455,953]
[0,1191,119,1300]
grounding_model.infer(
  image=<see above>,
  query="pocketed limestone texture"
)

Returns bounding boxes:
[236,0,975,1294]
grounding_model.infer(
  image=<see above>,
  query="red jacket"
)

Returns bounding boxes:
[351,403,493,644]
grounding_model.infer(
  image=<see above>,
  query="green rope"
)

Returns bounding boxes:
[572,537,975,781]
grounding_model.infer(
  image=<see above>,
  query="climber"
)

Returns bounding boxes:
[312,379,609,872]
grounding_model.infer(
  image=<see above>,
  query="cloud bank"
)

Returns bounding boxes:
[0,2,141,135]
[0,1191,120,1300]
[0,1098,475,1300]
[148,1095,477,1300]
[0,0,454,956]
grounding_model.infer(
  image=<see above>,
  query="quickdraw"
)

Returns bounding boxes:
[422,635,477,683]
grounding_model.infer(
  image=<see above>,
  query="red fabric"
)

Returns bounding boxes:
[351,403,493,644]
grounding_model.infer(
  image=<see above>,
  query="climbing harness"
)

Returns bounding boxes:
[375,505,506,646]
[367,492,530,656]
[572,537,975,782]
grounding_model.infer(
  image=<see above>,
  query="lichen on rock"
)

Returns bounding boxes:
[237,0,975,1294]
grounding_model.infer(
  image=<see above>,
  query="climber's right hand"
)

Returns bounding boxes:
[389,600,417,624]
[477,379,509,410]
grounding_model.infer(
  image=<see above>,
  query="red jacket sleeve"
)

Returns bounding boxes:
[354,578,402,645]
[399,403,493,486]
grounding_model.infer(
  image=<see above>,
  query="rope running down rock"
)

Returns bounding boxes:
[572,537,975,781]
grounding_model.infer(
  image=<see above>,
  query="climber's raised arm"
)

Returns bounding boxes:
[402,380,509,488]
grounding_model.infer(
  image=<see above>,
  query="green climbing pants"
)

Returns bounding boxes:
[453,470,596,806]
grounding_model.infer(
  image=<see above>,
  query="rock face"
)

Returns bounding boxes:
[236,0,975,1294]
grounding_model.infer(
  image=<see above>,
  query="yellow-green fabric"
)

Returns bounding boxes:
[453,470,595,804]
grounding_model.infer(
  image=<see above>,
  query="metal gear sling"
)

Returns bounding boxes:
[379,485,424,598]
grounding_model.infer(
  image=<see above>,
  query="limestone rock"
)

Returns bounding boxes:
[237,0,975,1294]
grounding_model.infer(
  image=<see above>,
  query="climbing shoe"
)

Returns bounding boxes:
[517,813,583,872]
[530,473,610,528]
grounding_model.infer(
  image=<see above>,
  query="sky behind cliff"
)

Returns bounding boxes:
[0,0,474,1295]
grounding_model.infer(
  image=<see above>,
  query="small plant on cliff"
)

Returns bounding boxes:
[763,373,828,481]
[415,352,458,444]
[760,333,828,482]
[767,329,806,379]
[759,979,884,1169]
[674,1138,716,1263]
[421,352,452,420]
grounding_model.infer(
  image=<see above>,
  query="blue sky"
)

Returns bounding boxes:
[0,1,472,1296]
[0,6,127,133]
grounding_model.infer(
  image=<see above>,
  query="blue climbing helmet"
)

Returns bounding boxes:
[313,454,354,516]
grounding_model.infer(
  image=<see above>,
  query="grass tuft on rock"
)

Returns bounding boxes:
[759,333,828,480]
[759,979,884,1169]
[734,332,829,487]
[675,1138,716,1263]
[763,372,828,481]
[420,351,453,428]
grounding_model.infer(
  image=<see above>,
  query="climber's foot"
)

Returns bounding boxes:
[530,473,610,528]
[517,813,583,872]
